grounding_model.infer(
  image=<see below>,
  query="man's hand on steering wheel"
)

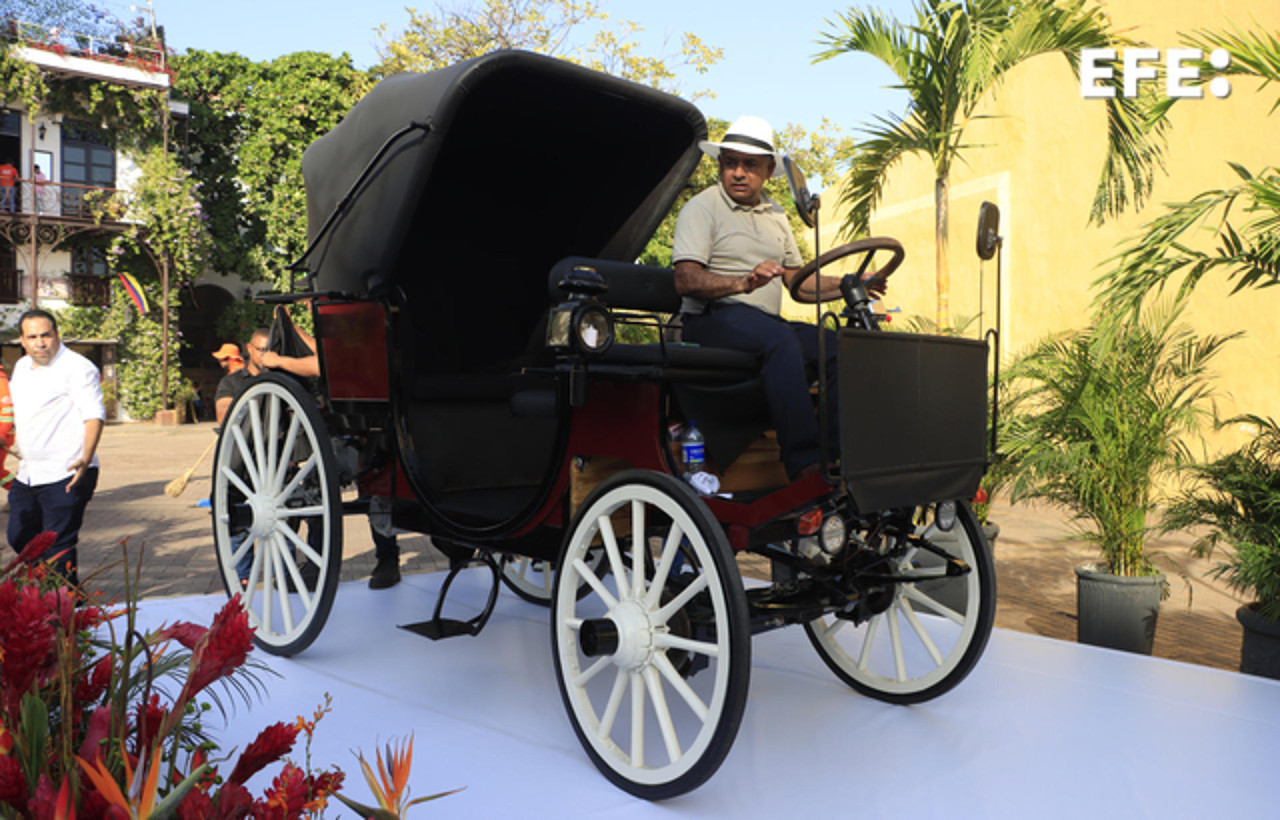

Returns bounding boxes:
[788,237,904,306]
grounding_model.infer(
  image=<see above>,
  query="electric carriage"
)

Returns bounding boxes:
[210,50,996,799]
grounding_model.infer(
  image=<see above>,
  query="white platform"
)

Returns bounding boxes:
[135,570,1280,818]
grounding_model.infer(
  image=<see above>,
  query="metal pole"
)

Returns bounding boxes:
[159,99,170,410]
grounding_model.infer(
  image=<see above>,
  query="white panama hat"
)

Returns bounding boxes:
[699,115,784,178]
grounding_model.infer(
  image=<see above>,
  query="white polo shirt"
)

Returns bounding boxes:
[11,344,105,486]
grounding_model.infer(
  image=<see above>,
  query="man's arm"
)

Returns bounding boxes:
[674,260,794,300]
[261,351,320,379]
[215,396,233,425]
[67,418,103,490]
[782,267,847,303]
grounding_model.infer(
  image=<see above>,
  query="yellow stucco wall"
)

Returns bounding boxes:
[802,0,1280,454]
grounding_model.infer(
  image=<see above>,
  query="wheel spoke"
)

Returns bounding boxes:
[652,632,719,659]
[899,597,944,666]
[264,394,281,492]
[278,455,318,502]
[272,414,302,491]
[267,536,297,634]
[573,558,618,609]
[654,573,708,626]
[631,501,646,597]
[630,670,645,767]
[904,585,965,625]
[643,665,682,765]
[653,651,709,721]
[230,425,260,490]
[274,521,325,569]
[857,614,881,672]
[598,667,628,741]
[248,397,268,486]
[220,465,256,502]
[572,655,612,689]
[644,522,684,609]
[599,514,630,600]
[887,603,907,682]
[282,505,327,518]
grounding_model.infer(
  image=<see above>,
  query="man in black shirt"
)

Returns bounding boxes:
[213,329,269,425]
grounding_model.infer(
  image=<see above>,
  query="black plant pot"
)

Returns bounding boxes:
[1237,604,1280,680]
[1075,565,1163,655]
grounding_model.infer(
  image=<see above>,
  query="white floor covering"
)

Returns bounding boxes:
[135,569,1280,819]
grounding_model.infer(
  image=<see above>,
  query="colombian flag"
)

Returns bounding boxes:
[117,271,150,315]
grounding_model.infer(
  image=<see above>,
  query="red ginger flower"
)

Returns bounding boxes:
[150,621,208,651]
[0,582,58,715]
[0,754,27,804]
[185,597,253,699]
[255,762,309,820]
[74,656,114,705]
[5,530,56,572]
[78,706,113,765]
[228,721,299,786]
[133,693,166,756]
[213,781,254,819]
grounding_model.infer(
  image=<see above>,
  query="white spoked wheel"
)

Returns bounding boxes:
[499,554,558,604]
[212,374,343,656]
[805,500,995,704]
[552,470,750,800]
[500,548,604,606]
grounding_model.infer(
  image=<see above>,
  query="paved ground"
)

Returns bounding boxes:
[23,420,1247,673]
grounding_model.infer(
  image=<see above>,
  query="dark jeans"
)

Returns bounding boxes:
[7,468,100,583]
[0,186,14,212]
[683,303,839,477]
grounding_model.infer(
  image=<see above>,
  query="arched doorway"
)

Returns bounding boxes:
[179,283,236,421]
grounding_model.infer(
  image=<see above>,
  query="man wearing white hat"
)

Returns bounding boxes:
[673,115,854,481]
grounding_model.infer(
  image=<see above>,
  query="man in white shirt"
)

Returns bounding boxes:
[7,309,105,584]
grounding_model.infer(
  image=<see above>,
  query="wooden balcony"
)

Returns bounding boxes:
[66,273,112,307]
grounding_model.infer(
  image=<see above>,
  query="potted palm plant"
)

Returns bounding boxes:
[1000,298,1236,654]
[1163,415,1280,678]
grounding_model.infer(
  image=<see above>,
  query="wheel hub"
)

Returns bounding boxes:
[604,601,655,670]
[248,493,279,540]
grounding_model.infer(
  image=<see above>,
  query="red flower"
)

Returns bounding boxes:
[150,621,208,651]
[213,781,254,819]
[77,706,113,765]
[185,598,253,698]
[254,763,309,820]
[133,693,166,756]
[177,786,214,820]
[7,531,56,570]
[973,487,989,505]
[74,656,114,705]
[228,722,298,786]
[0,582,58,715]
[0,754,27,804]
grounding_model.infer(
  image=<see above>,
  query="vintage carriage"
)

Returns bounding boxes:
[210,50,996,799]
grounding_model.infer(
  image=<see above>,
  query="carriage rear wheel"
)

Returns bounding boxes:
[212,374,343,656]
[499,548,605,605]
[804,500,995,704]
[552,470,750,800]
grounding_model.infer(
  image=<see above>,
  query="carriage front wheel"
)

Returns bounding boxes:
[804,499,995,704]
[211,373,343,656]
[551,470,750,800]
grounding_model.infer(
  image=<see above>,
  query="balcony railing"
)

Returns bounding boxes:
[0,179,121,221]
[67,272,112,307]
[3,18,167,73]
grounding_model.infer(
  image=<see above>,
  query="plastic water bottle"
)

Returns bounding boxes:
[682,421,706,477]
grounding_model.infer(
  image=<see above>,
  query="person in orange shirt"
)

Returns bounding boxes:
[0,363,14,489]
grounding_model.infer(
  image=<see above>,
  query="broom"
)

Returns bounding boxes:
[165,438,217,498]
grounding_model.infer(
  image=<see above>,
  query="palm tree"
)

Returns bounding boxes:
[1097,26,1280,309]
[817,0,1167,329]
[1000,297,1238,577]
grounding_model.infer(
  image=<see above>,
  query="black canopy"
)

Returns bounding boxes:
[301,50,708,300]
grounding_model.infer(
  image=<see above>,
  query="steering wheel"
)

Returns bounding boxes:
[787,237,905,304]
